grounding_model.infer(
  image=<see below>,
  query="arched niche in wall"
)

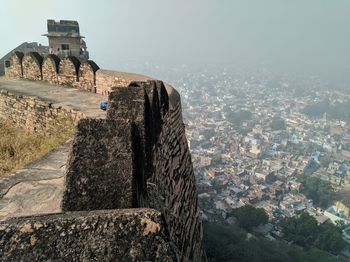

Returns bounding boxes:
[42,54,60,84]
[78,60,100,92]
[58,56,81,87]
[4,51,24,79]
[22,52,43,81]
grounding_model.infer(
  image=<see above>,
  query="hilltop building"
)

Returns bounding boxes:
[43,19,89,60]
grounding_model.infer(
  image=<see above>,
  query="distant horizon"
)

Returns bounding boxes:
[1,0,350,83]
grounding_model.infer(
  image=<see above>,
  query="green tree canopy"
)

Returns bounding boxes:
[280,212,346,254]
[226,110,252,125]
[270,116,286,131]
[296,173,335,208]
[203,221,337,262]
[230,205,269,231]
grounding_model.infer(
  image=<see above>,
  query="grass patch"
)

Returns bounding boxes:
[0,119,75,177]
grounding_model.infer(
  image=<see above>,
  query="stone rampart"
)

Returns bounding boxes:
[1,53,206,261]
[0,89,83,132]
[149,101,205,261]
[62,119,145,211]
[3,52,164,96]
[59,80,205,261]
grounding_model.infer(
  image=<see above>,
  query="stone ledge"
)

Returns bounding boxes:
[0,208,176,261]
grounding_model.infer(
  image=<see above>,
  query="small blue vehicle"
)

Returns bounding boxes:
[100,101,108,111]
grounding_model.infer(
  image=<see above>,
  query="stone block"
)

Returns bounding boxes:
[4,51,23,79]
[154,80,169,117]
[42,54,60,84]
[144,80,162,140]
[22,52,43,81]
[0,208,176,261]
[77,60,99,92]
[58,56,80,87]
[62,118,146,211]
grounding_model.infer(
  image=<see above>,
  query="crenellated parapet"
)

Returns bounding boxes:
[22,52,43,80]
[58,56,81,87]
[4,51,23,79]
[42,54,60,84]
[77,60,99,92]
[4,51,158,96]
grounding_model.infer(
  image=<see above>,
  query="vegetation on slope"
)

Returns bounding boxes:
[203,207,345,261]
[229,205,269,231]
[203,221,338,262]
[270,116,286,131]
[279,212,346,255]
[302,99,350,121]
[296,173,335,208]
[0,119,75,177]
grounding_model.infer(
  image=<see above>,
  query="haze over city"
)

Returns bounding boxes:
[1,0,350,80]
[1,1,350,261]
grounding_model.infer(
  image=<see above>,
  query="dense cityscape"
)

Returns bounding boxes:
[129,62,350,260]
[1,1,350,261]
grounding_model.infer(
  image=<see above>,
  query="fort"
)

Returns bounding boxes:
[0,20,206,261]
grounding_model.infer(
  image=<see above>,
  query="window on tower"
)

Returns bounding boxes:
[61,44,70,50]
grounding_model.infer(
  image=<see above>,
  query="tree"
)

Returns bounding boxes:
[211,177,224,192]
[296,173,335,208]
[319,156,331,168]
[230,205,268,231]
[280,212,319,247]
[316,223,346,254]
[203,221,337,262]
[280,212,346,255]
[270,116,286,131]
[211,153,223,166]
[226,110,252,125]
[203,222,247,262]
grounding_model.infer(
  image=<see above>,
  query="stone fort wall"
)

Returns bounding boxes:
[4,51,150,96]
[0,89,83,133]
[1,52,206,261]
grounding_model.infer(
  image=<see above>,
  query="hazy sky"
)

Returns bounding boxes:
[0,0,349,78]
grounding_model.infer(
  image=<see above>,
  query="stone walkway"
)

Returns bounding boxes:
[0,77,179,221]
[0,78,107,119]
[0,143,70,220]
[0,78,108,220]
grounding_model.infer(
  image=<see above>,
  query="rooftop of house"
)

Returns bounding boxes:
[43,19,84,38]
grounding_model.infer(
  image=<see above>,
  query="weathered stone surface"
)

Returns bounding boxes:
[77,60,99,92]
[0,42,48,77]
[62,119,146,211]
[0,61,206,261]
[144,80,162,141]
[58,56,80,87]
[42,54,60,84]
[149,103,206,261]
[107,85,153,181]
[95,69,152,95]
[0,142,70,220]
[22,52,43,81]
[155,79,170,117]
[0,89,78,132]
[0,78,106,122]
[4,51,23,80]
[0,208,176,261]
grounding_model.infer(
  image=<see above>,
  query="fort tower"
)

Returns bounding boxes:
[43,19,89,60]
